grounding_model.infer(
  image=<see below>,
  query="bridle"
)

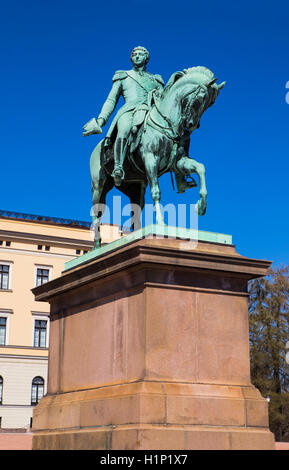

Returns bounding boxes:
[146,84,206,141]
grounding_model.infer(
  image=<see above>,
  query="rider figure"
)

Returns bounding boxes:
[93,46,164,186]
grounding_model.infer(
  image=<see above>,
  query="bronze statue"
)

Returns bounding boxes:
[83,47,225,247]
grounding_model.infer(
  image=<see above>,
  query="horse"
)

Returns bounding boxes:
[89,66,225,247]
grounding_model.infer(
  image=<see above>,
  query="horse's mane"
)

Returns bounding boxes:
[163,66,215,95]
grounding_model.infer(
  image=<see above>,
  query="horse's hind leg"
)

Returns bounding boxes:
[133,183,146,230]
[91,182,105,248]
[90,141,112,248]
[91,177,115,247]
[122,182,147,231]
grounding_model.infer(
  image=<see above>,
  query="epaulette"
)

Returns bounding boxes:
[112,70,128,82]
[154,74,164,86]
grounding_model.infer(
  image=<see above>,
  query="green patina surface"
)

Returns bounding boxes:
[64,225,232,272]
[83,46,226,250]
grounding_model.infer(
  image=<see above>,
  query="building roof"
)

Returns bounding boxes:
[0,210,91,229]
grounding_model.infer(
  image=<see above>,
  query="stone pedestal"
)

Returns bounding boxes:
[31,232,275,449]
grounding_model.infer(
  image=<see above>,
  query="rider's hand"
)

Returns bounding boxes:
[83,118,103,137]
[97,118,105,127]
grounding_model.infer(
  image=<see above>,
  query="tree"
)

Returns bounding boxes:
[249,265,289,442]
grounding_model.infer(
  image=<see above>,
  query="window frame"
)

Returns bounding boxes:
[32,312,49,348]
[0,376,3,404]
[33,319,48,348]
[0,261,13,291]
[31,376,44,406]
[34,264,52,288]
[0,310,12,346]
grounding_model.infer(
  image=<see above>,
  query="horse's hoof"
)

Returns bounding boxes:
[197,200,207,216]
[94,240,101,249]
[198,206,206,216]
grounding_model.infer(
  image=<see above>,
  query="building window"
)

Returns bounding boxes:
[37,245,43,250]
[45,246,50,251]
[0,318,7,345]
[0,265,10,290]
[5,241,11,247]
[76,249,81,255]
[32,313,49,348]
[36,268,50,286]
[0,376,3,404]
[31,377,44,405]
[33,320,47,348]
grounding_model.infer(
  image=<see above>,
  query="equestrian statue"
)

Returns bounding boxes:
[83,46,225,247]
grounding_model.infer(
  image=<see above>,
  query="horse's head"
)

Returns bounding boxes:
[163,66,225,134]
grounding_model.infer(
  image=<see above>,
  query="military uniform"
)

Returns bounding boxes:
[98,69,164,142]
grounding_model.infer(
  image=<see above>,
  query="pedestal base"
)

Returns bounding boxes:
[32,382,274,450]
[33,426,274,451]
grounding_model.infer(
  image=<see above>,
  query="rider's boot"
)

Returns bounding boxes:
[175,172,197,193]
[111,137,126,186]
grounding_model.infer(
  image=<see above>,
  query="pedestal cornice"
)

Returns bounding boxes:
[32,236,271,303]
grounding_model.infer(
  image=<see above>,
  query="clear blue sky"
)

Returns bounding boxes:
[0,0,288,265]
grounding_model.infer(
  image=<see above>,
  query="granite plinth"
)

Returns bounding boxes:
[31,232,275,450]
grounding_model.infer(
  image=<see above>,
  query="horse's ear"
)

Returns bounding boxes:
[218,81,226,90]
[164,71,185,91]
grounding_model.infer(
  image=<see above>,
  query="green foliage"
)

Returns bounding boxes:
[249,266,289,441]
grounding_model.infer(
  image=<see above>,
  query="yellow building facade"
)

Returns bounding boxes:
[0,211,120,429]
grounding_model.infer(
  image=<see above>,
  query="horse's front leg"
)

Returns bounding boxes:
[176,157,207,215]
[194,160,207,216]
[143,153,164,225]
